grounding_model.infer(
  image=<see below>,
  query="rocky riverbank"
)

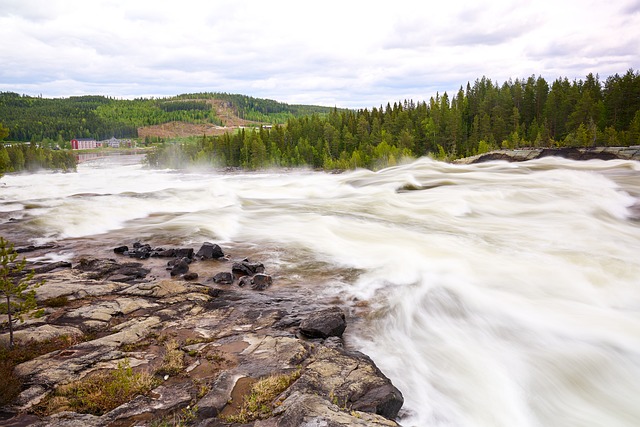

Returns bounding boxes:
[1,242,403,426]
[454,146,640,164]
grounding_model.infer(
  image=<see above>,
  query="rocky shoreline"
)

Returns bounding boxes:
[1,241,403,426]
[454,146,640,164]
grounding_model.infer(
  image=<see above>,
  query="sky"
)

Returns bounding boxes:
[1,0,639,109]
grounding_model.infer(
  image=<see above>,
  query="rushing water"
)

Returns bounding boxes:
[2,155,640,427]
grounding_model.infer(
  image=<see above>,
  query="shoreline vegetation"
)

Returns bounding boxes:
[0,70,638,173]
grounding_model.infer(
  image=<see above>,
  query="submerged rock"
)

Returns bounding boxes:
[213,271,234,284]
[251,273,273,291]
[232,260,265,276]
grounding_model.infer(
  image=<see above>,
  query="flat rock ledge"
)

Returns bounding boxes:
[1,251,403,427]
[455,146,640,164]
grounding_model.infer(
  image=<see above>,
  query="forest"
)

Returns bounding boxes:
[0,92,333,144]
[147,70,640,170]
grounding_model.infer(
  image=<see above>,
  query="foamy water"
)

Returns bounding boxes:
[2,155,640,427]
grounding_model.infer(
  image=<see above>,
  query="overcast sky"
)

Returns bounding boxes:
[1,0,639,108]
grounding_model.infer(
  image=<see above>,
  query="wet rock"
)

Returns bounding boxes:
[213,271,234,284]
[237,275,253,287]
[15,243,57,254]
[232,260,265,276]
[113,245,128,254]
[154,249,176,257]
[273,392,400,427]
[196,242,225,260]
[183,272,199,281]
[170,258,190,276]
[251,273,273,291]
[175,248,194,259]
[299,306,347,339]
[125,244,152,259]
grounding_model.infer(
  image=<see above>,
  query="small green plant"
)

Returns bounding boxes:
[40,359,158,415]
[0,237,43,347]
[193,379,210,399]
[221,370,300,423]
[156,339,185,376]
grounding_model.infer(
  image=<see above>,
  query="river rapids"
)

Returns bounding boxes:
[1,154,640,427]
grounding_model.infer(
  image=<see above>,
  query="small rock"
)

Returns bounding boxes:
[299,306,347,339]
[196,242,225,259]
[154,249,176,257]
[213,272,234,284]
[183,272,199,281]
[237,276,253,287]
[113,245,128,254]
[251,273,273,291]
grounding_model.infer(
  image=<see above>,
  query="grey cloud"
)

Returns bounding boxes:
[623,0,640,13]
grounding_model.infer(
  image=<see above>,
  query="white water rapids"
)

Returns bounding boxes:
[2,154,640,427]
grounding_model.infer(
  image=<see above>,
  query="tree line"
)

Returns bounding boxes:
[147,70,640,170]
[0,142,76,175]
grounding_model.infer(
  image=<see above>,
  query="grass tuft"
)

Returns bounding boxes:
[40,359,159,415]
[221,370,300,423]
[156,339,185,376]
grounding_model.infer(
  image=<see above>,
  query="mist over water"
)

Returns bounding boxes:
[2,155,640,427]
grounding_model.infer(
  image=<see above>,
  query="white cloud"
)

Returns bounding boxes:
[0,0,638,108]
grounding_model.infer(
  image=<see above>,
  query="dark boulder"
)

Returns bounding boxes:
[251,273,273,291]
[169,258,190,276]
[232,260,265,276]
[213,272,234,285]
[299,306,347,339]
[113,245,128,254]
[196,242,225,260]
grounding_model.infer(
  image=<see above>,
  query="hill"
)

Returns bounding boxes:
[0,92,335,143]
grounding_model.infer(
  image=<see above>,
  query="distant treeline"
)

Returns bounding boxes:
[0,92,331,144]
[0,143,76,175]
[147,70,640,170]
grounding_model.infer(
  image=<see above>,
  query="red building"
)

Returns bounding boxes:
[70,138,98,150]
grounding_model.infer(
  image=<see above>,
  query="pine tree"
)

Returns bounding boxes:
[0,237,42,347]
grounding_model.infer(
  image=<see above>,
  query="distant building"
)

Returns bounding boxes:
[70,138,98,149]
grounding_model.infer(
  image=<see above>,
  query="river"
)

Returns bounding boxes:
[1,154,640,427]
